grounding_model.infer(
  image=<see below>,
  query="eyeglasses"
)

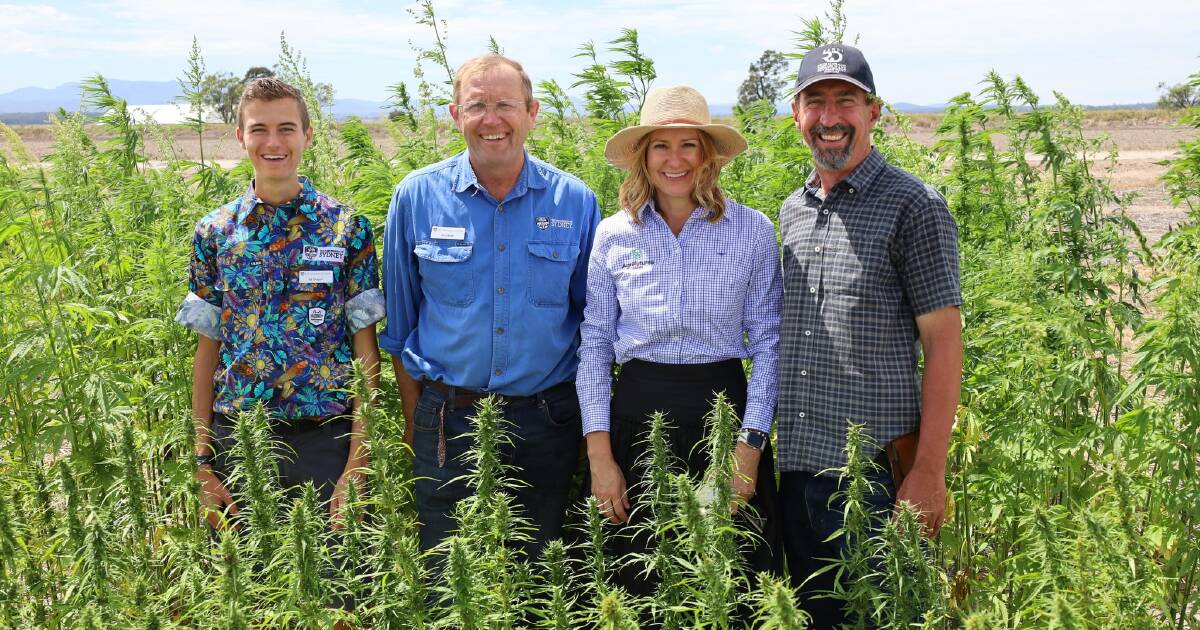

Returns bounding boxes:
[456,99,526,118]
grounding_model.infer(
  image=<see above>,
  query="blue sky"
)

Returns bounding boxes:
[2,0,1197,106]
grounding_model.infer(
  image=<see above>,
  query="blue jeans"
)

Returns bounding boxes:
[779,466,896,628]
[411,381,581,559]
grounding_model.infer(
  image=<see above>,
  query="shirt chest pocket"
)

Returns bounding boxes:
[527,241,580,307]
[289,261,343,314]
[414,241,475,307]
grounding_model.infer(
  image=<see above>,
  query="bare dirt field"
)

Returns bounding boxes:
[3,114,1196,244]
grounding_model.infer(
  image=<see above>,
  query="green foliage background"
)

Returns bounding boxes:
[1,2,1199,627]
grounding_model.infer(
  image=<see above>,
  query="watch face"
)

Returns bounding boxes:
[739,430,767,450]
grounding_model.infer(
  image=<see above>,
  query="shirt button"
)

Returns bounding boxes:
[809,287,816,293]
[495,368,502,376]
[822,209,830,215]
[498,243,506,252]
[497,204,504,213]
[799,412,806,419]
[497,287,505,295]
[552,251,559,259]
[848,187,856,194]
[801,370,808,376]
[804,330,812,336]
[814,246,822,253]
[496,327,505,334]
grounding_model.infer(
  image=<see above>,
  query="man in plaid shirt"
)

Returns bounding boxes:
[777,44,963,625]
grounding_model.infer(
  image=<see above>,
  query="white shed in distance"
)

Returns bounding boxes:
[128,103,222,125]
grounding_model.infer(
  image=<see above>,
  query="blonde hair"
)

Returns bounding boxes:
[618,130,727,224]
[453,54,534,105]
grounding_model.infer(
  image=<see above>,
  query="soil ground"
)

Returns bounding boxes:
[3,113,1196,244]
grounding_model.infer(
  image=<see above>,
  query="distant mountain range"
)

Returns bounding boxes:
[0,79,1154,125]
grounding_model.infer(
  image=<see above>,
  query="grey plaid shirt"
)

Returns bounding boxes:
[777,149,961,474]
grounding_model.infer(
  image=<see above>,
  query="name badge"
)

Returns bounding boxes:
[431,225,467,240]
[302,245,346,263]
[308,307,326,326]
[299,270,334,284]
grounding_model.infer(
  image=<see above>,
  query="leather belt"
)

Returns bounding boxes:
[422,379,540,411]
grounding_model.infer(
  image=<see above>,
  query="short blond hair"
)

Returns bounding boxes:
[618,130,727,224]
[453,54,534,105]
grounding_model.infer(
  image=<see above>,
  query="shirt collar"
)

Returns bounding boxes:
[634,197,726,224]
[451,150,548,197]
[237,176,316,224]
[804,147,886,199]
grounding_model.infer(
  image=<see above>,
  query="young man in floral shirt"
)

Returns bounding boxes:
[175,78,386,528]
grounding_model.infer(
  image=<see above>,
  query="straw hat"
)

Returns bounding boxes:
[604,85,748,168]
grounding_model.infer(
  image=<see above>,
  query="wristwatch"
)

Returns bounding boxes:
[737,428,769,451]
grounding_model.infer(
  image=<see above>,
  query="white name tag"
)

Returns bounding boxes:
[299,270,334,284]
[302,245,346,263]
[431,225,467,240]
[308,307,326,326]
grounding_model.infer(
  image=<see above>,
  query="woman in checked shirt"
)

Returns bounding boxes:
[576,85,784,595]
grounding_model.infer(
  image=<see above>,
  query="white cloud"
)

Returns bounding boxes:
[1,0,1197,104]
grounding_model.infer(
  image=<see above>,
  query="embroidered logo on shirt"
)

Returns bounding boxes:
[535,216,574,230]
[621,248,652,270]
[302,245,346,263]
[308,307,326,326]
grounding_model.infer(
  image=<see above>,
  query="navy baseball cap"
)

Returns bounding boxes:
[795,43,875,95]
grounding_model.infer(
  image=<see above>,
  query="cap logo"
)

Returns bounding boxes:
[822,48,844,63]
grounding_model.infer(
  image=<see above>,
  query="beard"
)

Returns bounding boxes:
[807,124,855,171]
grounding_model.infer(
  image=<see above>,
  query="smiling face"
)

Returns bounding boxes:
[645,128,704,209]
[235,97,312,193]
[792,79,881,183]
[450,64,538,179]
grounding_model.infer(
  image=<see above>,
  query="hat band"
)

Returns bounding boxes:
[644,117,709,126]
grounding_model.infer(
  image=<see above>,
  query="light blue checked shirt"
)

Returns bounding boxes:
[577,199,782,435]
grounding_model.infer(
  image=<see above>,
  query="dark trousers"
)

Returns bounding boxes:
[779,466,896,628]
[210,413,352,506]
[596,358,784,597]
[411,381,581,558]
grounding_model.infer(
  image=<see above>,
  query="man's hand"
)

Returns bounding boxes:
[895,465,947,536]
[330,468,365,530]
[730,441,761,515]
[196,466,238,528]
[589,454,630,524]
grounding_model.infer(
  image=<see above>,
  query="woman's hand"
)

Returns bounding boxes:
[587,431,630,524]
[730,441,761,515]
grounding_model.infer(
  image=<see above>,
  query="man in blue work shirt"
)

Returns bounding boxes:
[381,53,600,556]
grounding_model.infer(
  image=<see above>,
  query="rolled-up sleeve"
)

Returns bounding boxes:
[175,222,223,340]
[576,225,618,435]
[379,180,421,357]
[741,214,781,434]
[344,215,386,332]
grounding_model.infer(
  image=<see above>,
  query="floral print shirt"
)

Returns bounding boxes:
[176,177,386,419]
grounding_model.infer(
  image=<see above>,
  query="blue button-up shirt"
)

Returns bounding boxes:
[576,199,782,435]
[381,151,600,395]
